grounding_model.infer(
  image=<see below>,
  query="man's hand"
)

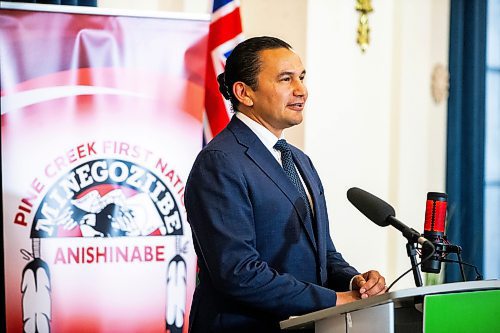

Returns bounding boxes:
[352,270,387,299]
[335,291,361,306]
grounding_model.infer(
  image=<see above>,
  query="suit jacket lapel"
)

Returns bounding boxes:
[228,117,318,251]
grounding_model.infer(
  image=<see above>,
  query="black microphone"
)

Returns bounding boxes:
[421,192,448,273]
[347,187,434,251]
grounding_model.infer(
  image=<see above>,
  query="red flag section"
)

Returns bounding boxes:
[203,0,244,141]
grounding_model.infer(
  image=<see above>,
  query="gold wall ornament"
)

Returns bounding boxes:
[431,63,450,104]
[355,0,373,53]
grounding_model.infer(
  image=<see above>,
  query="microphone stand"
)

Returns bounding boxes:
[389,216,425,287]
[441,243,466,282]
[406,241,423,287]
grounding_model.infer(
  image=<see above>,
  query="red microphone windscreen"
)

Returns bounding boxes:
[424,192,448,234]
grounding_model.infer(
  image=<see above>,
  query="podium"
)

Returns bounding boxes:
[280,280,500,333]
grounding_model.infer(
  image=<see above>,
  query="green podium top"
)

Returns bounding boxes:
[424,289,500,333]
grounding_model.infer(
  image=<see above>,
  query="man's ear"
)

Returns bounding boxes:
[233,82,254,107]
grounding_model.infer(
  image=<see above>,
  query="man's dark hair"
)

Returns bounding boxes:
[217,36,292,111]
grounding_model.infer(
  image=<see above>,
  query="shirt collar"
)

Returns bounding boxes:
[235,112,285,154]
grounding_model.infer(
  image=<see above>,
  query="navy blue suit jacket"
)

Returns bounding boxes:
[185,116,359,332]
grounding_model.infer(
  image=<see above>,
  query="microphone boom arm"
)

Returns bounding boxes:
[388,216,428,246]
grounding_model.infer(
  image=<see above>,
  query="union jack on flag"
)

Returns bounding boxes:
[203,0,244,143]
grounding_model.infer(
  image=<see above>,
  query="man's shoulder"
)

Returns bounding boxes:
[202,116,257,152]
[203,127,239,152]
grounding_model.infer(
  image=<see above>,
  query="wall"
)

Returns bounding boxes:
[305,0,450,289]
[98,0,451,290]
[239,0,308,149]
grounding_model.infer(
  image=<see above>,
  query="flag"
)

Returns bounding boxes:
[203,0,244,142]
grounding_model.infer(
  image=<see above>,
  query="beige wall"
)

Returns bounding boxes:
[305,0,449,289]
[240,0,308,149]
[98,0,450,290]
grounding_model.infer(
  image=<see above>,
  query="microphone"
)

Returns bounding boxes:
[421,192,448,273]
[347,187,434,251]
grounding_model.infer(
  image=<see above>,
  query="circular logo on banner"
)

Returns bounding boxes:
[31,158,182,239]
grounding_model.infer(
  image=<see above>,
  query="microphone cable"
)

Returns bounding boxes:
[440,258,483,281]
[386,244,436,292]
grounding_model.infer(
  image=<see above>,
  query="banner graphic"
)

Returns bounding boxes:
[1,6,208,333]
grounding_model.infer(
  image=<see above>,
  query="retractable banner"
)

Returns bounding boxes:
[1,5,207,333]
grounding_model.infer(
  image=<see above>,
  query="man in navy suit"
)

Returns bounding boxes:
[185,36,386,333]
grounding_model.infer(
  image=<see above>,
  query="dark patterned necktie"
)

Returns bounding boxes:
[274,139,314,226]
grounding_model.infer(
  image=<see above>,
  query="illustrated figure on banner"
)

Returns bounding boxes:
[45,189,162,238]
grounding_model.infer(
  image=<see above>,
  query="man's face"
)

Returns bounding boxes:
[246,47,308,137]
